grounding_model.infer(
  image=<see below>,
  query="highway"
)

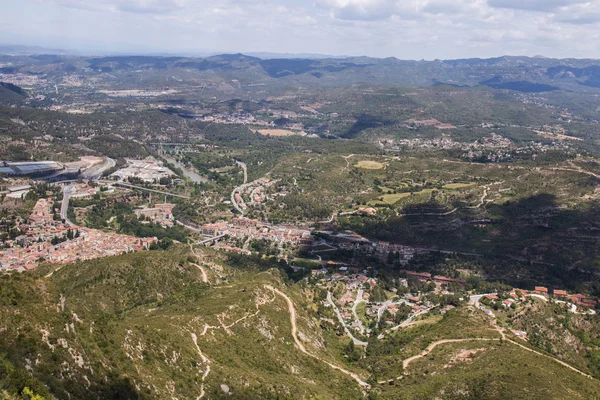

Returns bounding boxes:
[78,157,116,180]
[60,184,75,226]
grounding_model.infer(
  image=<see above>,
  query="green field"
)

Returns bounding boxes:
[443,182,476,189]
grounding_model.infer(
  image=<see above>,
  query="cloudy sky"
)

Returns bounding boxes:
[2,0,600,59]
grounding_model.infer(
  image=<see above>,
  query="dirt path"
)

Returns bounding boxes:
[266,285,370,389]
[376,337,499,384]
[341,154,355,172]
[191,263,208,283]
[403,338,498,369]
[45,265,63,278]
[188,244,209,283]
[190,332,211,399]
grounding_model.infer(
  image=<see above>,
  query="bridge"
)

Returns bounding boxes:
[100,181,190,199]
[196,234,226,245]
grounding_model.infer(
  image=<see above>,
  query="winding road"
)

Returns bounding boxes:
[267,285,370,389]
[236,160,248,184]
[327,291,368,346]
[351,289,366,335]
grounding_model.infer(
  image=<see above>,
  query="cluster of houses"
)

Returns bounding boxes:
[200,217,313,246]
[482,286,598,310]
[0,198,156,271]
[231,177,277,212]
[311,264,438,330]
[533,286,598,308]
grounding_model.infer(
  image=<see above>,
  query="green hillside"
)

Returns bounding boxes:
[1,246,600,399]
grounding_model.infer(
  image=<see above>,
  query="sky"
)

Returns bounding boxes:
[2,0,600,59]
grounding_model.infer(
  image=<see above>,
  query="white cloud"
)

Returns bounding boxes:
[488,0,589,12]
[3,0,600,58]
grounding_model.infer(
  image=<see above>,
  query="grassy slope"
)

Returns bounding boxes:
[0,247,363,399]
[1,247,600,399]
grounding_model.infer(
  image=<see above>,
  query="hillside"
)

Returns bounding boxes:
[0,246,365,399]
[4,54,600,94]
[1,247,600,399]
[0,82,27,105]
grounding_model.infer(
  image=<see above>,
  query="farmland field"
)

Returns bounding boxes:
[257,129,297,136]
[354,160,385,170]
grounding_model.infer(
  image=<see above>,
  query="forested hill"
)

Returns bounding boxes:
[4,53,600,92]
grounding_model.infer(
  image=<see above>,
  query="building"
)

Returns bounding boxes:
[567,294,597,308]
[534,286,549,295]
[406,271,432,282]
[433,275,467,287]
[553,289,567,298]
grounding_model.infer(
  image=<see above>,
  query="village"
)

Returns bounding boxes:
[200,217,313,249]
[0,197,156,271]
[314,263,599,347]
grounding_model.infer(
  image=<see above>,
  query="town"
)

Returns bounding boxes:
[0,196,156,271]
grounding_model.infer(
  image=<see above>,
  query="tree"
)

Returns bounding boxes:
[344,340,360,362]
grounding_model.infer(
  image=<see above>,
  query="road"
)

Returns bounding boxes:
[376,299,412,323]
[468,293,496,307]
[60,184,75,226]
[555,300,596,315]
[176,219,202,232]
[266,285,370,389]
[468,293,497,317]
[327,291,368,346]
[78,157,116,180]
[351,289,366,335]
[236,160,248,184]
[230,161,251,214]
[230,185,248,214]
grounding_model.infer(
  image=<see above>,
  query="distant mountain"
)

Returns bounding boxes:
[244,52,349,60]
[0,44,76,56]
[3,51,600,93]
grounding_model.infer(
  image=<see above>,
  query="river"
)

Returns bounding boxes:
[162,154,208,184]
